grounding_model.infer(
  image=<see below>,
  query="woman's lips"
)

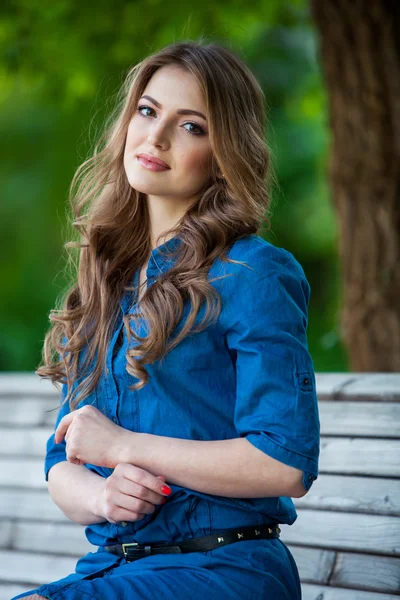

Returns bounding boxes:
[136,155,170,172]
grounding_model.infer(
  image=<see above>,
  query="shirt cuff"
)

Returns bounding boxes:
[244,432,318,495]
[44,453,67,482]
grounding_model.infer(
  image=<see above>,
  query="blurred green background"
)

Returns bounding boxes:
[0,0,347,373]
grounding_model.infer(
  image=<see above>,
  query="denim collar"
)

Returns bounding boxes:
[148,234,183,275]
[118,235,183,313]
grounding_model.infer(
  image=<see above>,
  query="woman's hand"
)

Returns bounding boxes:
[54,405,132,469]
[93,464,171,524]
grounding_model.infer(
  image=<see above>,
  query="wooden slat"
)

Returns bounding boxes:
[302,583,400,600]
[0,427,52,457]
[0,521,12,548]
[0,475,398,523]
[3,399,400,437]
[0,549,78,586]
[0,489,68,522]
[284,544,334,583]
[329,550,400,594]
[2,372,400,402]
[11,521,95,556]
[2,511,399,559]
[0,584,38,600]
[319,437,400,477]
[295,474,400,516]
[287,545,400,594]
[318,401,400,437]
[0,398,60,426]
[1,432,399,479]
[337,374,400,402]
[1,441,399,500]
[0,459,46,489]
[3,546,400,598]
[0,468,399,522]
[0,373,58,396]
[315,373,362,401]
[280,509,400,555]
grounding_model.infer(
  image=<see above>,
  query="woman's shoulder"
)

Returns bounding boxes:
[213,233,307,287]
[208,234,310,329]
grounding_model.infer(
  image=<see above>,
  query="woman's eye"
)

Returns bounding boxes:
[136,105,206,137]
[137,105,155,118]
[183,122,205,136]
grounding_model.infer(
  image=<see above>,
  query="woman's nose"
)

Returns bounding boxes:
[148,121,170,147]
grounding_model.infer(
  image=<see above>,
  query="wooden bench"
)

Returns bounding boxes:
[0,372,399,599]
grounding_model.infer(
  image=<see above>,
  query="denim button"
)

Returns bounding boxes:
[295,370,314,391]
[121,521,128,527]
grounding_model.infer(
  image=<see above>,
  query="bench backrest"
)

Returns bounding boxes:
[0,372,399,600]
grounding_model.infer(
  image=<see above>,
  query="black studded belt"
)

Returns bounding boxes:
[104,522,281,562]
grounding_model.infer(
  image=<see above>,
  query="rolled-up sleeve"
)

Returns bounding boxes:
[226,251,320,493]
[44,382,70,481]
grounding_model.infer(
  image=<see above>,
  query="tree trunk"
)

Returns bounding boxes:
[310,0,400,371]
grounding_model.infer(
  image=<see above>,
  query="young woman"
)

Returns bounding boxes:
[13,39,320,600]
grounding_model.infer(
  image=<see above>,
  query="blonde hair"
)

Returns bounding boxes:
[37,39,275,411]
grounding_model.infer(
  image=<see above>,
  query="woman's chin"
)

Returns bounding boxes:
[125,173,155,193]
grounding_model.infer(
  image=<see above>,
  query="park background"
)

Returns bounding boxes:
[0,1,345,373]
[1,3,400,599]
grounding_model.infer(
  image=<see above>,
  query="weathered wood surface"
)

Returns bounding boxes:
[0,372,399,599]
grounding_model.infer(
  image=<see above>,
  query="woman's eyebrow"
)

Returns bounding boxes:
[140,95,207,121]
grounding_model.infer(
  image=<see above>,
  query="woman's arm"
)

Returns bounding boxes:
[52,407,305,501]
[47,461,106,526]
[47,459,170,527]
[117,433,305,498]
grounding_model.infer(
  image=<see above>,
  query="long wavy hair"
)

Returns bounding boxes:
[36,39,276,412]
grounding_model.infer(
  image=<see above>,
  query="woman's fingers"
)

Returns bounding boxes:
[116,476,167,506]
[101,464,172,524]
[115,463,172,503]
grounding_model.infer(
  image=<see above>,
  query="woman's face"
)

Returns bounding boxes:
[123,64,213,211]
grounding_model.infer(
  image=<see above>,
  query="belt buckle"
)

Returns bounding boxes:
[122,542,149,561]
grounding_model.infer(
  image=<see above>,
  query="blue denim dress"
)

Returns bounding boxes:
[12,234,320,599]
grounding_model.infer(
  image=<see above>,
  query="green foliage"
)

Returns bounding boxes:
[0,0,347,372]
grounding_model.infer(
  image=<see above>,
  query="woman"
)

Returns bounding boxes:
[13,39,320,600]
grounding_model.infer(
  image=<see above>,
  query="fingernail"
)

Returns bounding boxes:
[161,485,172,495]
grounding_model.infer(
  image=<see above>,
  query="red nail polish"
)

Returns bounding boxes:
[162,485,171,495]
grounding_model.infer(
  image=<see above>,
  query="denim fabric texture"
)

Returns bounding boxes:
[12,233,319,599]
